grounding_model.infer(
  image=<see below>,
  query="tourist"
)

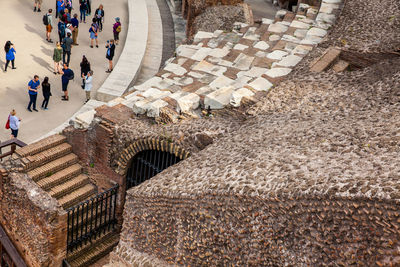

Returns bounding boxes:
[62,32,73,65]
[89,18,99,48]
[4,41,16,72]
[41,77,52,110]
[87,0,92,16]
[9,110,21,139]
[60,63,74,101]
[34,0,42,12]
[57,18,66,43]
[94,5,105,32]
[65,0,73,14]
[62,8,71,23]
[27,75,40,112]
[71,14,79,45]
[56,0,64,18]
[79,0,88,23]
[80,55,91,87]
[82,70,93,103]
[44,9,53,43]
[105,39,115,73]
[113,17,121,45]
[53,42,63,74]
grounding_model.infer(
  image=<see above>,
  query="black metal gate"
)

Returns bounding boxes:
[126,150,181,190]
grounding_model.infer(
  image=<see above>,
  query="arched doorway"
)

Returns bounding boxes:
[125,149,182,190]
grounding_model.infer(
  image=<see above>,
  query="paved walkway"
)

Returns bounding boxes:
[0,0,128,144]
[245,0,279,20]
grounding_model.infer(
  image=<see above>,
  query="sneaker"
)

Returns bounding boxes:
[27,108,32,112]
[33,108,39,112]
[44,108,49,110]
[38,9,41,12]
[105,69,112,73]
[11,67,16,69]
[61,97,69,101]
[96,45,99,48]
[90,45,93,48]
[48,39,53,43]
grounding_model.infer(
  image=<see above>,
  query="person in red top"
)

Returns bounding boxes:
[113,17,121,45]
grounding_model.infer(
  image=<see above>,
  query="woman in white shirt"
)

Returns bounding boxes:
[9,109,21,139]
[82,70,93,103]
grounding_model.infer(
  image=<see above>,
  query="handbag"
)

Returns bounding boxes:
[5,115,10,129]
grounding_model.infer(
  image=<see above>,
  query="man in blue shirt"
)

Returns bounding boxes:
[60,64,74,101]
[71,13,79,45]
[27,75,40,112]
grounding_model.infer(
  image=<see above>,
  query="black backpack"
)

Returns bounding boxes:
[43,15,49,26]
[69,70,75,80]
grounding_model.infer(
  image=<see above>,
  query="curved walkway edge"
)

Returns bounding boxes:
[96,0,149,102]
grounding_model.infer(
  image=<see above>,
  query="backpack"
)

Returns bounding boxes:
[43,14,49,25]
[116,25,121,33]
[5,115,10,130]
[59,23,66,37]
[69,70,75,80]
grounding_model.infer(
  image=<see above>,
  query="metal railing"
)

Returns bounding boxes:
[0,139,27,161]
[0,223,27,267]
[66,184,119,253]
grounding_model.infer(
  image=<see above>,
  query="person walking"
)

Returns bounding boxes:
[60,63,74,101]
[34,0,42,12]
[53,42,63,74]
[62,32,73,65]
[82,70,93,103]
[4,41,16,72]
[41,77,52,110]
[27,75,40,112]
[113,17,121,45]
[80,55,91,87]
[94,5,105,32]
[79,0,88,23]
[9,110,21,139]
[71,14,79,45]
[58,18,66,43]
[89,18,99,48]
[44,9,54,43]
[105,39,115,73]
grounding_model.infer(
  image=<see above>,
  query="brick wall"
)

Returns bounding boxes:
[0,170,67,267]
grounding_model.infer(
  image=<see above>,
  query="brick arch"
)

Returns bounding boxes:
[115,138,190,176]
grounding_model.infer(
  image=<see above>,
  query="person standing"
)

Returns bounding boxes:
[45,9,54,43]
[58,18,66,43]
[9,110,21,139]
[41,77,52,110]
[62,32,73,65]
[94,5,105,32]
[27,75,40,112]
[71,14,79,45]
[82,70,93,103]
[56,0,64,18]
[4,41,16,72]
[34,0,42,12]
[105,39,115,73]
[80,55,91,87]
[113,17,121,45]
[87,0,92,15]
[60,64,74,101]
[53,42,63,74]
[89,18,99,48]
[79,0,88,23]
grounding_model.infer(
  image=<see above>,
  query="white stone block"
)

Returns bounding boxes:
[142,88,171,100]
[269,34,281,42]
[209,75,235,89]
[267,50,289,60]
[307,27,328,37]
[74,110,96,129]
[233,76,252,89]
[134,76,162,91]
[243,27,260,41]
[290,20,311,29]
[177,93,200,112]
[281,35,301,44]
[176,45,199,58]
[248,77,273,91]
[194,31,214,42]
[316,13,336,24]
[275,9,287,18]
[233,54,254,71]
[230,88,255,107]
[233,44,249,51]
[204,86,234,109]
[187,71,204,79]
[268,23,288,33]
[322,0,341,4]
[191,47,213,61]
[193,60,227,76]
[254,41,270,50]
[213,30,223,37]
[262,18,274,25]
[294,29,308,38]
[319,3,339,13]
[133,99,151,114]
[265,67,292,78]
[209,47,230,58]
[284,42,297,52]
[292,45,313,55]
[147,99,168,117]
[164,63,187,76]
[237,67,268,78]
[277,55,303,67]
[300,35,323,45]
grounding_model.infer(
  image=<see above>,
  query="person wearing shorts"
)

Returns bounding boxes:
[34,0,42,12]
[89,18,99,48]
[46,9,53,43]
[60,63,74,101]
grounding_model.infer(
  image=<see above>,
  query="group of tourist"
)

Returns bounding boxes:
[4,0,123,139]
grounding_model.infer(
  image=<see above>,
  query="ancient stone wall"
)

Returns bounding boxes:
[111,192,400,266]
[0,170,67,267]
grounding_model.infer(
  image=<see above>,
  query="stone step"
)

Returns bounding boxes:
[37,164,82,191]
[28,154,79,182]
[59,184,96,209]
[310,47,341,72]
[49,175,90,200]
[332,59,349,72]
[15,134,66,157]
[24,143,72,171]
[67,231,119,267]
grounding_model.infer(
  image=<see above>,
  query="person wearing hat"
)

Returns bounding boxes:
[4,41,16,72]
[113,17,121,45]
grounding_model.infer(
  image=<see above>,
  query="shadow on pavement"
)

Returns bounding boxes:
[30,53,53,72]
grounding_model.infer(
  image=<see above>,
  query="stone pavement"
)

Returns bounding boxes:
[0,0,128,143]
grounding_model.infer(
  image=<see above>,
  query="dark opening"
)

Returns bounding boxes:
[126,150,181,190]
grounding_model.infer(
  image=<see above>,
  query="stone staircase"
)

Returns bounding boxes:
[14,134,119,266]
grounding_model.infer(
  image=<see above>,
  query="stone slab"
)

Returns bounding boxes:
[204,86,234,109]
[248,77,273,91]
